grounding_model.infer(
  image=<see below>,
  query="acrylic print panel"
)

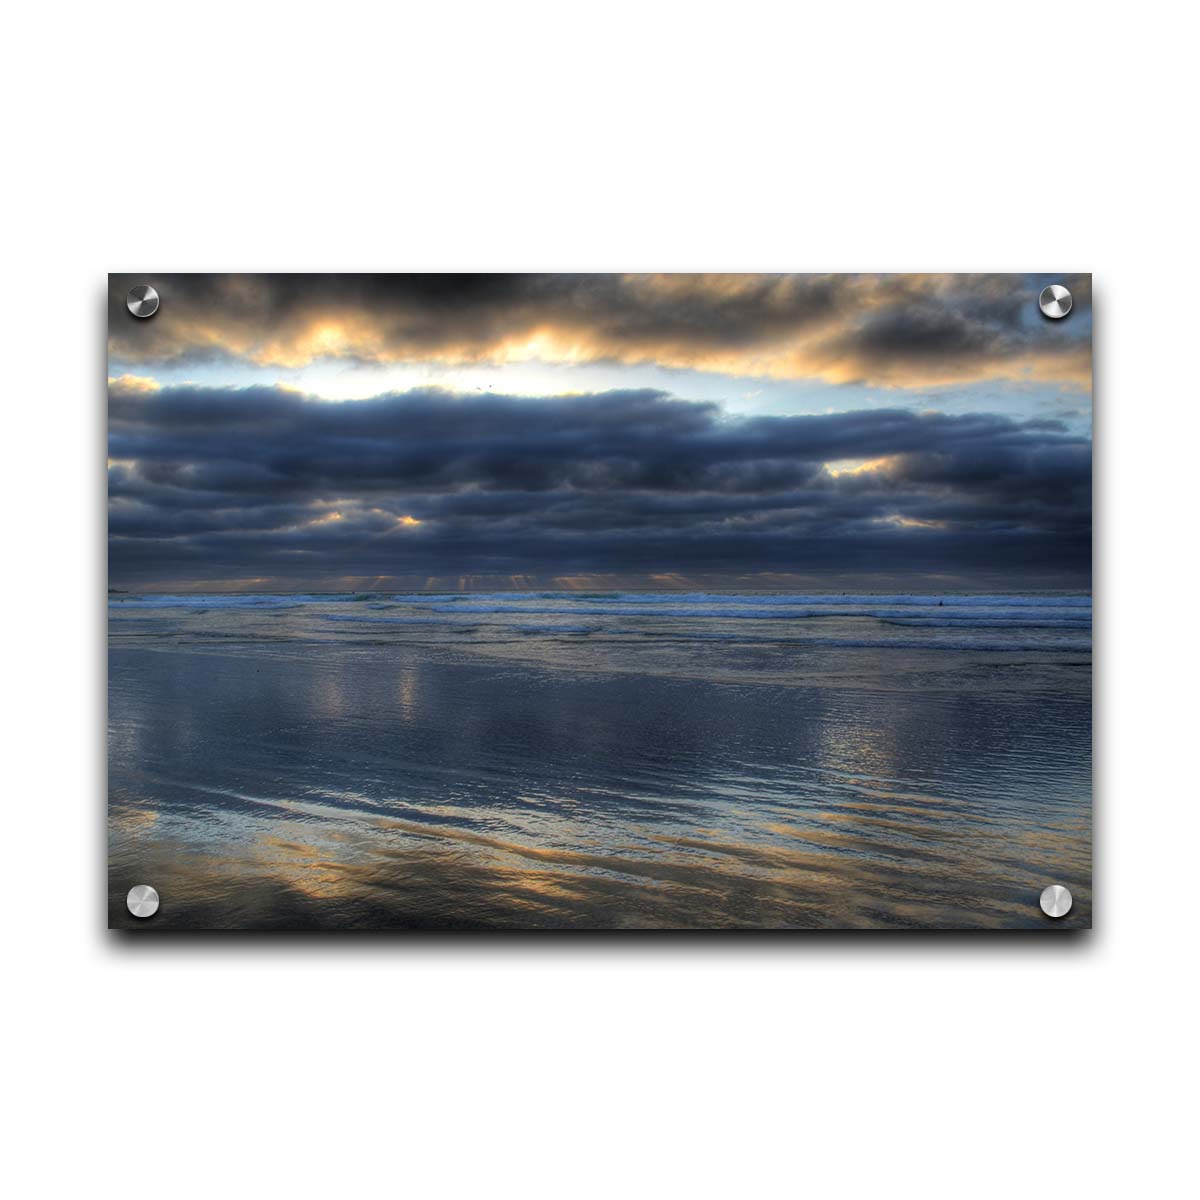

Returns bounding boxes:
[107,274,1092,930]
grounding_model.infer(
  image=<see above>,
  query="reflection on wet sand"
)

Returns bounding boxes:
[109,801,1089,930]
[109,606,1091,930]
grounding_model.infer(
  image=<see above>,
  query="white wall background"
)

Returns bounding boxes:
[4,3,1196,1196]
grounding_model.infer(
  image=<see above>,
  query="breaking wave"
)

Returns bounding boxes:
[109,589,1091,654]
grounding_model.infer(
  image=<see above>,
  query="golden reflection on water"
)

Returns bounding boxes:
[109,784,1091,930]
[394,667,419,721]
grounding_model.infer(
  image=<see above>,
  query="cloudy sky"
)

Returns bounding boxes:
[108,273,1091,592]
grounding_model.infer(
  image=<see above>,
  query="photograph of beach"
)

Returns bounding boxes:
[108,274,1092,929]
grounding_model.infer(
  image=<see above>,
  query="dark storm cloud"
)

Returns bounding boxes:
[107,273,1092,388]
[109,382,1091,588]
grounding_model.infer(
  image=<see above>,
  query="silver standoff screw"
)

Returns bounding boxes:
[127,284,160,319]
[1039,884,1073,919]
[127,884,160,918]
[1038,283,1072,319]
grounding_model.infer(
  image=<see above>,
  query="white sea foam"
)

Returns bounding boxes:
[320,614,458,625]
[391,591,1092,609]
[109,594,328,609]
[108,590,1092,651]
[423,602,1091,624]
[641,631,1092,652]
[111,590,1091,613]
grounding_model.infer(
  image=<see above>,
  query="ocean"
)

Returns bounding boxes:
[108,591,1092,929]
